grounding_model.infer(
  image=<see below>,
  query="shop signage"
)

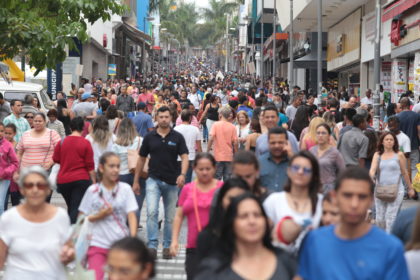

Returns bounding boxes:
[391,59,407,101]
[47,64,62,100]
[336,34,345,56]
[108,64,117,76]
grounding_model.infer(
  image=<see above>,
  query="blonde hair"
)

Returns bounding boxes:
[91,116,112,148]
[115,118,138,146]
[236,111,250,125]
[307,117,325,142]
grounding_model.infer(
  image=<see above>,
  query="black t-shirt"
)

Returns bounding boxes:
[139,129,188,185]
[397,111,420,149]
[179,98,191,109]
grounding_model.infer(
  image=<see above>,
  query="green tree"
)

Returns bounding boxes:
[0,0,125,74]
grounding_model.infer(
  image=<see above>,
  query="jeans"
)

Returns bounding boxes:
[119,173,147,223]
[215,161,232,181]
[178,161,193,184]
[0,180,10,216]
[58,180,91,224]
[146,177,178,249]
[202,124,208,141]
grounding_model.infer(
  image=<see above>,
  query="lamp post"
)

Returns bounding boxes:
[225,14,229,73]
[373,0,381,131]
[317,0,322,101]
[260,0,264,81]
[241,19,250,75]
[272,0,277,91]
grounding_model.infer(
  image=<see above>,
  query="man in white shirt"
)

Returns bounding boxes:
[285,96,301,122]
[361,89,373,106]
[388,115,411,166]
[187,86,201,111]
[174,109,202,183]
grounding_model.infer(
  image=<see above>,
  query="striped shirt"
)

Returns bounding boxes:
[3,114,31,143]
[17,129,61,168]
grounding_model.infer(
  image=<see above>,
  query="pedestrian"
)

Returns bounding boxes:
[0,93,11,123]
[258,127,292,193]
[53,117,96,224]
[369,132,415,232]
[0,166,74,279]
[397,97,420,180]
[4,123,17,149]
[337,114,369,167]
[245,119,262,152]
[237,95,253,118]
[116,84,136,115]
[79,152,138,280]
[132,102,155,137]
[106,237,156,280]
[300,117,324,150]
[405,207,420,280]
[285,95,301,122]
[46,109,66,139]
[187,86,202,112]
[175,104,200,128]
[0,122,18,216]
[263,151,322,253]
[236,111,250,150]
[106,105,121,134]
[297,167,410,279]
[338,107,356,136]
[111,118,145,223]
[309,123,345,193]
[170,153,223,279]
[320,192,340,226]
[290,105,310,140]
[57,99,72,136]
[86,115,116,170]
[3,100,31,143]
[132,106,189,259]
[196,194,296,280]
[174,109,202,184]
[72,92,97,121]
[20,94,39,117]
[137,86,155,114]
[207,106,238,181]
[201,95,220,135]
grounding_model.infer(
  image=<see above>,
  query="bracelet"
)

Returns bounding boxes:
[276,216,293,245]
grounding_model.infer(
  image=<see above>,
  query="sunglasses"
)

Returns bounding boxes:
[290,164,312,176]
[25,116,34,119]
[23,182,49,190]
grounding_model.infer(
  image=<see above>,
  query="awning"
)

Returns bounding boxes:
[294,50,327,69]
[382,0,420,22]
[121,23,152,45]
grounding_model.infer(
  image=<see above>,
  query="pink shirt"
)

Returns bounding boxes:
[175,116,200,128]
[178,181,223,248]
[210,120,238,162]
[137,92,155,113]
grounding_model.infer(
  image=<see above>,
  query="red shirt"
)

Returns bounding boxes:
[53,136,95,184]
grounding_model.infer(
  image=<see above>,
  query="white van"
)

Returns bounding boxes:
[0,79,55,112]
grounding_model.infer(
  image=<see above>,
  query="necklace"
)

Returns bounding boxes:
[288,193,310,212]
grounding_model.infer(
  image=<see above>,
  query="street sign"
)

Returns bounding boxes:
[108,64,117,76]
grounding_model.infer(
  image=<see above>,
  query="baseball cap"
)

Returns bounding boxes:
[81,92,92,101]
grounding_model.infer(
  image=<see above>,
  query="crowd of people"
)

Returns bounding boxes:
[0,58,419,280]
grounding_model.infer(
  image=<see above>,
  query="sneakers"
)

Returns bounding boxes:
[162,248,172,260]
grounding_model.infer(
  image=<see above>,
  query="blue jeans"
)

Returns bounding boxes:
[119,174,146,223]
[215,161,232,181]
[146,177,178,249]
[202,124,208,141]
[0,180,10,216]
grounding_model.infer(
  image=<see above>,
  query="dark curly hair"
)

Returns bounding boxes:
[377,131,399,155]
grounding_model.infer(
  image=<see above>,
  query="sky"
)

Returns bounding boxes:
[185,0,210,9]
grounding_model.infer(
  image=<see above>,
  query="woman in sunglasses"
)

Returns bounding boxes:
[24,112,35,128]
[263,151,323,254]
[0,166,74,279]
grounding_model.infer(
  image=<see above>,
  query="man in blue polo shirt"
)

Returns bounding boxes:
[132,102,154,137]
[298,167,409,280]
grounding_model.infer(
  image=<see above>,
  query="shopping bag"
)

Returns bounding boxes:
[413,163,420,192]
[72,215,92,268]
[48,164,60,191]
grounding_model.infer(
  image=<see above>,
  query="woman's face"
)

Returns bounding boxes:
[99,156,120,183]
[33,98,39,107]
[287,157,313,188]
[48,115,57,122]
[321,200,340,226]
[238,114,247,125]
[194,158,216,184]
[4,127,15,142]
[316,126,329,145]
[57,93,64,100]
[234,199,266,244]
[107,249,151,280]
[222,187,247,209]
[382,134,395,150]
[20,173,50,207]
[33,115,46,131]
[25,113,34,126]
[232,163,258,189]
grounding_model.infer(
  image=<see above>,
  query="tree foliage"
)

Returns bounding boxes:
[0,0,125,74]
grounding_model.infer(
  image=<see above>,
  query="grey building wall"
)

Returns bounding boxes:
[81,41,108,81]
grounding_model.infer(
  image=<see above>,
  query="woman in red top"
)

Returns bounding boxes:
[53,117,96,223]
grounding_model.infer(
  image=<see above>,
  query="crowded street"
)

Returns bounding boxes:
[1,0,420,280]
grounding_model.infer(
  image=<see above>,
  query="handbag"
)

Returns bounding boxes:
[127,137,141,173]
[72,215,92,268]
[375,156,400,202]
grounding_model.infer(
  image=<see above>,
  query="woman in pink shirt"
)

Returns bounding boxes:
[170,153,222,280]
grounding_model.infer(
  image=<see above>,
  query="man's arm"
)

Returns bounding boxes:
[133,156,146,194]
[196,140,202,153]
[176,153,189,188]
[207,136,213,152]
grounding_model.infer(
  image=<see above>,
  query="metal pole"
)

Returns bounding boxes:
[260,0,264,81]
[244,32,248,74]
[373,0,381,131]
[289,0,293,88]
[225,14,229,73]
[252,17,255,83]
[317,0,322,101]
[272,0,276,91]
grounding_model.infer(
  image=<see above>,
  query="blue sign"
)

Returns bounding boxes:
[47,64,63,100]
[108,64,117,76]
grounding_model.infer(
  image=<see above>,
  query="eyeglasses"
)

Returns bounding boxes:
[290,164,312,176]
[25,116,34,119]
[23,182,49,190]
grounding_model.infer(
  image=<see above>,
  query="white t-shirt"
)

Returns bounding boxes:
[174,124,201,161]
[111,137,142,175]
[86,134,117,170]
[396,132,411,154]
[187,93,201,110]
[412,103,420,114]
[405,250,420,280]
[0,207,70,280]
[79,182,138,249]
[361,96,373,105]
[285,105,298,121]
[263,192,323,253]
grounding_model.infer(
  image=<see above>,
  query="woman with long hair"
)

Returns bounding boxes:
[57,99,71,136]
[236,111,250,150]
[79,152,138,280]
[309,123,345,193]
[263,151,323,253]
[405,207,420,280]
[201,95,220,134]
[170,153,223,280]
[245,119,262,152]
[290,106,310,140]
[86,115,116,170]
[300,117,324,150]
[196,194,296,280]
[369,132,415,232]
[105,105,121,134]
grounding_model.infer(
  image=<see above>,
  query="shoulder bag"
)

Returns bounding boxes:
[375,155,400,202]
[127,137,141,173]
